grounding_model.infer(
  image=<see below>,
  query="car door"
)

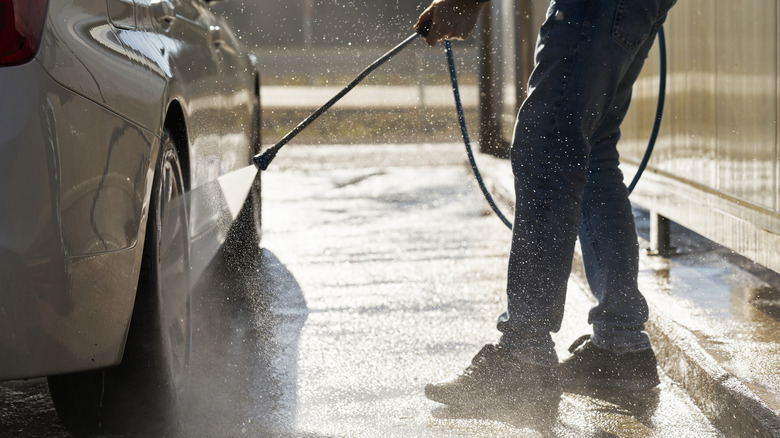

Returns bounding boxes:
[206,12,256,172]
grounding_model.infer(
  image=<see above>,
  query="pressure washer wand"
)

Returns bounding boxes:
[253,23,431,171]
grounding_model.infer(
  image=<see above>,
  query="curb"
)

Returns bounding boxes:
[648,309,780,438]
[474,152,780,438]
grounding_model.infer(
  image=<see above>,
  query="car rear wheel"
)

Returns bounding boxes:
[48,130,191,436]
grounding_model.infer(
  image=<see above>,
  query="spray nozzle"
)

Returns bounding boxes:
[253,148,277,171]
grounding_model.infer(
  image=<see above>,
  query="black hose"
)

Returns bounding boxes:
[444,40,513,229]
[446,27,667,230]
[627,26,666,194]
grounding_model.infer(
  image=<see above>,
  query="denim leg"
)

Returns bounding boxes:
[579,31,662,354]
[498,0,675,363]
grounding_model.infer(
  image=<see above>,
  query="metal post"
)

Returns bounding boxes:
[477,8,506,157]
[649,211,674,257]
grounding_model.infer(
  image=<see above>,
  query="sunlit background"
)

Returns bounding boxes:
[210,0,489,146]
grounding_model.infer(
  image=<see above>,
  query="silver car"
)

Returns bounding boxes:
[0,0,262,433]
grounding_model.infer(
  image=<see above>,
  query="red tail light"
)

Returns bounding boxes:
[0,0,48,66]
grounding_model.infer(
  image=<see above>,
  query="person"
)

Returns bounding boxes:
[415,0,676,406]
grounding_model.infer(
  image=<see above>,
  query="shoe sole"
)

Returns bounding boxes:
[561,375,660,392]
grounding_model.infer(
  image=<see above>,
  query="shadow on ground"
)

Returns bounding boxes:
[182,246,310,437]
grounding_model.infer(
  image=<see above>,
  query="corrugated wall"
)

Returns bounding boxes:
[620,0,780,272]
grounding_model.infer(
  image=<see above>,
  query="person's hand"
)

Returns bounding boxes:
[415,0,488,47]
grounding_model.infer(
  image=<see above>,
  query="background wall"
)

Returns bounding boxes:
[210,0,435,48]
[618,0,780,273]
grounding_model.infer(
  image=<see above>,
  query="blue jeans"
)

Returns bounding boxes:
[497,0,676,365]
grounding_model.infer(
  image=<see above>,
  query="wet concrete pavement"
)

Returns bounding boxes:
[254,143,719,437]
[1,143,727,437]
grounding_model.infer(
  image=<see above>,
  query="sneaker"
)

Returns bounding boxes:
[559,335,661,391]
[425,344,558,407]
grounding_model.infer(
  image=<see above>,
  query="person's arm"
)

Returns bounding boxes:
[415,0,490,47]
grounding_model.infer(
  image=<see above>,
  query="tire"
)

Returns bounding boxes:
[48,130,191,437]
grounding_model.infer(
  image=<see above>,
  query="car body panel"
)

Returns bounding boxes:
[0,63,155,379]
[0,0,258,380]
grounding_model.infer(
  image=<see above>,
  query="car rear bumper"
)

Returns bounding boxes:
[0,61,150,380]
